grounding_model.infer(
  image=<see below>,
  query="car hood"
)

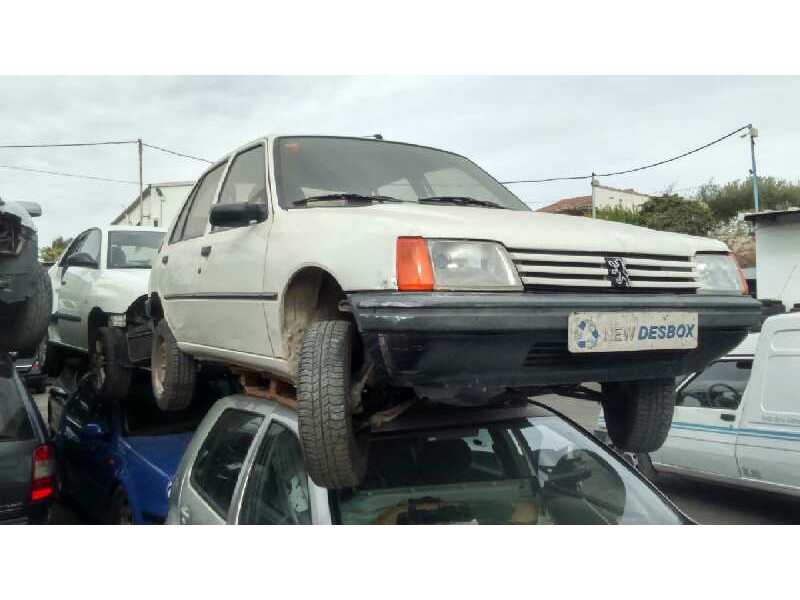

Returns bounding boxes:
[338,204,727,256]
[124,433,194,480]
[93,268,152,313]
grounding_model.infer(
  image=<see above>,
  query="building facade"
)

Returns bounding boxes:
[537,182,651,215]
[111,181,194,228]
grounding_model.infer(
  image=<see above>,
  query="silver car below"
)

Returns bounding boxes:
[167,395,689,525]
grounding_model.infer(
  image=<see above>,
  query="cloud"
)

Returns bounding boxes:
[0,76,796,246]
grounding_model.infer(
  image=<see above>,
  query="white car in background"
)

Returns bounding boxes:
[597,312,800,499]
[47,225,166,399]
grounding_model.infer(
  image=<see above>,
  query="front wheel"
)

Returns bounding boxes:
[601,378,676,453]
[89,326,132,401]
[151,319,196,412]
[296,320,368,489]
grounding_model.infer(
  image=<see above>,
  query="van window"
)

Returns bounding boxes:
[762,356,800,415]
[190,409,263,517]
[677,359,752,409]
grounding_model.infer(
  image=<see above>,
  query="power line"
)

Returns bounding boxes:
[501,124,752,185]
[0,163,138,184]
[142,142,213,164]
[0,140,137,149]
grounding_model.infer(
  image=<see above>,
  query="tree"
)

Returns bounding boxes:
[39,236,71,263]
[638,194,717,237]
[696,176,800,223]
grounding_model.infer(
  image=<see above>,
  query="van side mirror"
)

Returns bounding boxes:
[66,251,99,268]
[82,422,108,440]
[18,201,42,217]
[209,202,267,228]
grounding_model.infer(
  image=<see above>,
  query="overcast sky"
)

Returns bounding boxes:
[1,76,798,247]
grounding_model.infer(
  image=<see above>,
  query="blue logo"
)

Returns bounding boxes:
[575,318,600,350]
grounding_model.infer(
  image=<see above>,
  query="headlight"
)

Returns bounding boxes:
[109,314,127,328]
[396,237,521,291]
[695,253,748,295]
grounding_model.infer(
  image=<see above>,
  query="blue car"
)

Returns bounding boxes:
[51,373,229,524]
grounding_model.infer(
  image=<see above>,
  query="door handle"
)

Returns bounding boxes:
[720,413,735,422]
[200,246,212,257]
[180,506,191,524]
[161,255,169,264]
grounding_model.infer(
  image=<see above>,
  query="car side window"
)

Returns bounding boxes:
[77,229,102,264]
[238,421,312,525]
[180,163,227,241]
[190,409,263,518]
[59,230,88,266]
[677,359,752,409]
[169,183,200,244]
[217,145,267,207]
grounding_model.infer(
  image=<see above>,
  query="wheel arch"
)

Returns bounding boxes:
[280,265,352,373]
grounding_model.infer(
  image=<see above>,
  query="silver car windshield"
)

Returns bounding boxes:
[331,415,683,525]
[274,136,530,211]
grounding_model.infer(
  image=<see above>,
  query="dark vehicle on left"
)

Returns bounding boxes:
[0,197,51,356]
[0,353,54,524]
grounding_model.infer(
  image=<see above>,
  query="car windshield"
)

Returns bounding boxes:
[124,376,238,437]
[331,415,682,525]
[274,136,530,211]
[107,230,164,269]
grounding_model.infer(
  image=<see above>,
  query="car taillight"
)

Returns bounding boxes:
[31,360,41,370]
[31,443,55,502]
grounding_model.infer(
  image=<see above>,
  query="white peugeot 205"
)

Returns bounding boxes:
[132,135,761,489]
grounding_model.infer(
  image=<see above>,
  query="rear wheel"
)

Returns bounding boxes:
[89,326,132,401]
[601,378,676,453]
[0,267,52,355]
[297,320,368,489]
[151,319,196,411]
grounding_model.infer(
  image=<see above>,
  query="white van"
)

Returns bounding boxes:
[596,311,800,498]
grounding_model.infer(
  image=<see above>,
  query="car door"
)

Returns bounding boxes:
[191,144,273,354]
[177,408,263,524]
[159,162,228,344]
[233,417,321,525]
[653,358,751,479]
[736,329,800,493]
[57,377,113,513]
[52,228,103,349]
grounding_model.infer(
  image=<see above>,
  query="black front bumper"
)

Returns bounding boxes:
[349,292,762,396]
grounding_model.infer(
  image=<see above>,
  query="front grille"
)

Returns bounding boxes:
[509,248,698,293]
[0,214,21,256]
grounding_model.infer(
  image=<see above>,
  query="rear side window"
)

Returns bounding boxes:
[179,163,227,241]
[0,378,34,441]
[190,409,263,518]
[238,422,312,525]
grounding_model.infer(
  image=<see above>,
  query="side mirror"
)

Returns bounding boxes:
[66,251,98,268]
[18,201,42,217]
[82,422,108,440]
[49,386,70,401]
[209,202,267,228]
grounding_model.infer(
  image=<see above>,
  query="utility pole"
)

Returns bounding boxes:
[591,173,598,219]
[742,125,760,212]
[137,138,144,223]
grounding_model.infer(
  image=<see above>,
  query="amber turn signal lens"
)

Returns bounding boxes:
[728,252,749,295]
[396,237,434,291]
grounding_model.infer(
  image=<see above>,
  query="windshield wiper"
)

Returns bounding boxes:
[417,196,506,209]
[291,193,405,207]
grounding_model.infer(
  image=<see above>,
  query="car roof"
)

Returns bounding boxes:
[207,393,558,436]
